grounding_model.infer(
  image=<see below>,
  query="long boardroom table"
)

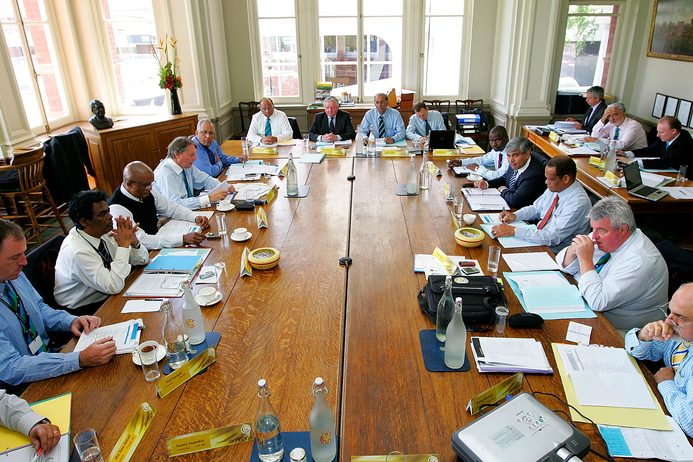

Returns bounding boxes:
[20,140,674,461]
[523,126,693,214]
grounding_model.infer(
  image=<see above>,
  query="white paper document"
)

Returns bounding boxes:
[471,337,553,373]
[124,273,186,297]
[413,254,482,277]
[2,434,70,462]
[462,188,509,211]
[599,416,693,461]
[556,343,637,375]
[121,299,163,313]
[74,319,143,354]
[453,166,476,175]
[480,223,543,249]
[502,252,559,271]
[157,219,199,237]
[570,371,656,409]
[661,187,693,200]
[230,182,273,200]
[565,145,598,155]
[191,211,214,219]
[565,321,591,345]
[298,153,325,163]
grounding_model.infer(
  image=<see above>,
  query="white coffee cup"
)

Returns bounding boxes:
[217,199,232,210]
[197,286,218,304]
[463,213,476,225]
[232,227,247,238]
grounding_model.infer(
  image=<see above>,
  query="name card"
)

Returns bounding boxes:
[432,247,454,274]
[548,131,561,143]
[466,372,524,415]
[351,455,440,462]
[266,185,278,203]
[240,247,252,278]
[589,156,605,169]
[157,348,217,398]
[604,170,620,186]
[256,207,268,229]
[167,423,253,457]
[106,402,156,462]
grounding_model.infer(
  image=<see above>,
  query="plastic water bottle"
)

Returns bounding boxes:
[406,154,418,194]
[436,275,455,341]
[367,125,376,157]
[605,139,617,173]
[309,377,337,462]
[161,300,188,370]
[419,153,430,190]
[444,297,467,369]
[255,379,284,462]
[181,280,205,345]
[355,124,363,156]
[286,153,299,196]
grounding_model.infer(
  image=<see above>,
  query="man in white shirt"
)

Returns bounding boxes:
[246,97,293,145]
[109,161,209,249]
[451,126,509,180]
[556,197,668,330]
[491,155,591,253]
[0,390,62,453]
[54,190,149,315]
[153,137,235,210]
[406,101,447,145]
[586,102,647,151]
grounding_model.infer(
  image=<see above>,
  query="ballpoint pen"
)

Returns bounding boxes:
[30,447,42,462]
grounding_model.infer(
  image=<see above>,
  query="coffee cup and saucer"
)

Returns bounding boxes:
[195,286,222,307]
[467,173,482,182]
[216,200,234,212]
[131,341,166,365]
[231,227,252,242]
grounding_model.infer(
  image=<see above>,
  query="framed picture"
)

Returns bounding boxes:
[652,93,666,118]
[664,97,679,117]
[677,100,692,128]
[647,0,693,62]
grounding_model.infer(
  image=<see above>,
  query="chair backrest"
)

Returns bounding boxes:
[24,234,65,309]
[239,101,260,132]
[287,117,302,139]
[0,147,47,192]
[423,99,451,113]
[455,99,483,113]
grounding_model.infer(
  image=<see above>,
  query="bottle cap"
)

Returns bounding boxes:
[289,447,306,461]
[258,378,266,387]
[314,377,324,386]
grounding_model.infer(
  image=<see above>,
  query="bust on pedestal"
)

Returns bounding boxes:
[88,99,114,130]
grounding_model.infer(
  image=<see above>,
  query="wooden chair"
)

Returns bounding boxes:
[238,101,260,133]
[0,147,67,245]
[455,99,483,113]
[423,99,451,113]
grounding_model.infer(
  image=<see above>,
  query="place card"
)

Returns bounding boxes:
[106,402,156,462]
[256,207,268,229]
[589,156,605,169]
[240,247,252,277]
[166,422,252,457]
[156,348,217,398]
[266,184,278,203]
[431,247,454,274]
[466,373,524,415]
[449,208,461,229]
[442,182,451,201]
[351,454,440,461]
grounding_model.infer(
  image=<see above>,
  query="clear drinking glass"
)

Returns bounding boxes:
[487,246,501,277]
[677,165,688,184]
[453,196,464,222]
[216,212,227,235]
[137,341,161,382]
[495,306,509,335]
[74,429,104,462]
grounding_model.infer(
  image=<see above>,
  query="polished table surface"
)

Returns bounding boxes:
[21,142,671,461]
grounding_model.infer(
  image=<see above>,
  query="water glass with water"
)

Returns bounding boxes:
[137,341,161,382]
[453,196,464,223]
[216,212,227,235]
[677,165,688,184]
[487,246,501,277]
[241,136,249,158]
[303,133,310,150]
[74,429,104,462]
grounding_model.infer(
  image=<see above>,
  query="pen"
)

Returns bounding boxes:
[124,324,131,342]
[30,447,42,462]
[144,298,164,301]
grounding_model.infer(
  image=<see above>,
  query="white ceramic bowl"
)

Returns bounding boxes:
[463,213,476,225]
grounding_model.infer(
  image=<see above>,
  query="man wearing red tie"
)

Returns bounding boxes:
[626,283,693,437]
[491,155,591,253]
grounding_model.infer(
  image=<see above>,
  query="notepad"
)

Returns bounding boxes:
[74,318,143,354]
[462,188,509,211]
[145,255,203,273]
[298,153,325,163]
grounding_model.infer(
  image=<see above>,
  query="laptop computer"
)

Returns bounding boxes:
[428,130,456,149]
[622,162,669,201]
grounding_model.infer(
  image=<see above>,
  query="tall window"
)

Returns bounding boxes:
[558,3,620,92]
[100,0,164,111]
[256,0,300,98]
[423,0,464,96]
[0,0,69,131]
[318,0,402,99]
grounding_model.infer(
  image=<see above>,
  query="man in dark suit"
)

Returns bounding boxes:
[473,137,546,209]
[621,116,692,179]
[308,96,355,141]
[567,86,606,133]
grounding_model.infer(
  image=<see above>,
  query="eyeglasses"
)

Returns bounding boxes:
[126,179,153,188]
[199,130,215,136]
[658,303,693,329]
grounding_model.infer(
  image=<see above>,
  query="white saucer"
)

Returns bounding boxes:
[467,173,482,182]
[195,291,222,307]
[231,231,252,242]
[216,203,235,212]
[131,344,166,366]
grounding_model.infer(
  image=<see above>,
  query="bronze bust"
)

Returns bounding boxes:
[88,99,114,129]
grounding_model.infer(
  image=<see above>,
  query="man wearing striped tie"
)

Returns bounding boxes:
[626,283,693,436]
[556,197,668,330]
[246,98,293,145]
[405,101,447,145]
[359,93,405,144]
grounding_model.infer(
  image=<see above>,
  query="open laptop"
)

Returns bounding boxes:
[622,162,669,201]
[428,130,456,149]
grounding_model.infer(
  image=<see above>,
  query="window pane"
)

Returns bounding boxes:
[0,0,16,21]
[317,0,356,16]
[101,0,164,110]
[24,23,67,119]
[362,17,401,96]
[424,16,463,95]
[18,0,47,21]
[2,23,42,127]
[257,0,294,18]
[363,0,402,16]
[258,18,299,98]
[568,5,614,14]
[319,17,357,96]
[426,0,464,15]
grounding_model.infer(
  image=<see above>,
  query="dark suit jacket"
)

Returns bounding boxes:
[308,110,356,141]
[582,100,606,133]
[632,129,693,178]
[488,153,547,209]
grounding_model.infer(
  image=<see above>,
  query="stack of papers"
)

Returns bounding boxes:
[462,188,509,211]
[502,252,559,271]
[661,186,693,199]
[124,273,187,297]
[505,272,585,313]
[599,417,693,461]
[144,248,210,274]
[413,254,482,277]
[231,183,273,200]
[226,162,281,180]
[74,319,143,354]
[315,139,352,147]
[471,337,553,374]
[453,166,476,175]
[375,139,407,147]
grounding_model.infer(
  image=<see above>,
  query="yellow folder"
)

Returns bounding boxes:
[0,392,71,453]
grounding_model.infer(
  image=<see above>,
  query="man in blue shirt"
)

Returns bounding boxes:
[359,93,405,144]
[406,101,447,145]
[192,119,245,177]
[0,219,115,390]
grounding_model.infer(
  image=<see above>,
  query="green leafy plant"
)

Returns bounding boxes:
[152,35,182,90]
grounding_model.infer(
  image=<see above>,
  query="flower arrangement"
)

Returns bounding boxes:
[152,34,182,90]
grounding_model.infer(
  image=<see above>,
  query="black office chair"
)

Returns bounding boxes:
[656,240,693,298]
[287,117,302,139]
[238,101,260,134]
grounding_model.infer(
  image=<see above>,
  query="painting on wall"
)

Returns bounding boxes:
[647,0,693,62]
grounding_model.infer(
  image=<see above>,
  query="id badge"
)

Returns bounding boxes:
[29,336,44,355]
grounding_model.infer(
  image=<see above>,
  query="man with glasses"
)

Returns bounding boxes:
[109,161,209,249]
[626,283,693,436]
[192,119,245,177]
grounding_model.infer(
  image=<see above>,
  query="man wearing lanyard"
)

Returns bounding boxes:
[0,219,115,391]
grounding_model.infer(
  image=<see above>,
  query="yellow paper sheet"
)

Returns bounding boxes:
[0,392,71,452]
[551,343,670,430]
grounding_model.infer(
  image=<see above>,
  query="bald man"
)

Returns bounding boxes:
[246,97,293,145]
[108,161,209,249]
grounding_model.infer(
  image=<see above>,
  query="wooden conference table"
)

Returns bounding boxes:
[22,141,665,461]
[523,126,693,215]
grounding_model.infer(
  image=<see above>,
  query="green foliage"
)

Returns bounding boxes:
[566,6,600,55]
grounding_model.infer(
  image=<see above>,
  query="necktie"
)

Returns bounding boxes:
[665,141,671,150]
[203,145,215,165]
[507,170,518,190]
[536,195,559,230]
[594,253,611,273]
[497,152,503,169]
[264,117,271,137]
[614,127,620,140]
[181,171,192,198]
[3,282,45,353]
[329,117,335,133]
[672,341,690,372]
[424,120,431,136]
[378,115,385,138]
[97,240,113,270]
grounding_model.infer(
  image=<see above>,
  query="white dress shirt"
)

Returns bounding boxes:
[54,228,149,309]
[109,186,198,249]
[153,158,220,210]
[405,110,446,142]
[460,149,509,180]
[513,181,592,253]
[591,117,648,151]
[0,390,45,436]
[246,109,293,144]
[555,229,668,330]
